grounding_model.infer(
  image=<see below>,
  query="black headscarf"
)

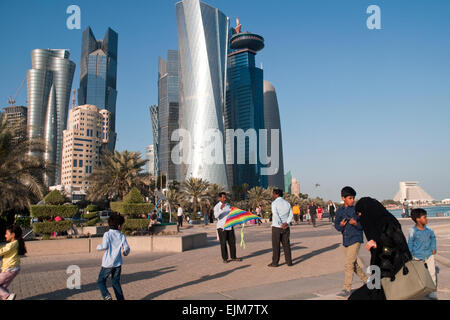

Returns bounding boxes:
[355,197,400,244]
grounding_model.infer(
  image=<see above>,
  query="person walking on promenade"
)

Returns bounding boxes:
[268,189,294,267]
[308,202,317,227]
[349,197,412,300]
[0,225,26,300]
[328,200,337,223]
[177,205,184,228]
[202,206,209,226]
[293,204,300,225]
[299,206,305,222]
[256,206,263,225]
[317,206,323,220]
[97,213,130,300]
[334,187,368,298]
[214,192,242,263]
[402,199,410,218]
[408,208,438,299]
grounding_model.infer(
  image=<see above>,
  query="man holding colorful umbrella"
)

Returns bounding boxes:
[268,189,294,267]
[214,192,242,264]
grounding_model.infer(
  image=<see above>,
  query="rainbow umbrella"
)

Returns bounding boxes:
[225,207,261,249]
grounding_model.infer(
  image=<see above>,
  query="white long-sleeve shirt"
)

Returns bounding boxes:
[214,201,231,230]
[271,197,293,228]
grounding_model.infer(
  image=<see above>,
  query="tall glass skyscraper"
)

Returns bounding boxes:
[176,0,230,189]
[27,49,76,186]
[158,50,179,182]
[149,105,160,178]
[78,27,118,152]
[225,19,266,189]
[263,80,285,190]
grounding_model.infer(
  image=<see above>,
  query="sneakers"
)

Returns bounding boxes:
[336,290,351,298]
[103,295,113,301]
[223,259,229,264]
[6,293,16,300]
[427,292,438,300]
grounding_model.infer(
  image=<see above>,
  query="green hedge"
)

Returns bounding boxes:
[122,219,149,232]
[15,216,31,229]
[33,221,73,235]
[43,190,66,205]
[86,205,99,212]
[85,217,100,227]
[123,188,144,204]
[82,212,98,220]
[30,205,78,219]
[110,202,154,218]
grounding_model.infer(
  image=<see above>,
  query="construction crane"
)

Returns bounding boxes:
[8,78,26,106]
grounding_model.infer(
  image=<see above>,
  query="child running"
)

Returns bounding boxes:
[408,208,438,300]
[0,225,27,300]
[97,213,130,300]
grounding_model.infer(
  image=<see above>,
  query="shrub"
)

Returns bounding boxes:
[33,221,73,236]
[82,212,98,220]
[43,190,66,205]
[30,205,78,219]
[86,205,99,212]
[85,217,100,227]
[123,188,144,204]
[122,219,149,233]
[110,202,154,218]
[15,216,31,229]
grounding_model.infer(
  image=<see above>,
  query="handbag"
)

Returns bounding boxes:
[381,259,436,300]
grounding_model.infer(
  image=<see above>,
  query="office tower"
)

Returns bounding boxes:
[158,50,179,182]
[149,105,159,177]
[27,49,76,186]
[263,80,285,190]
[146,145,155,176]
[225,18,266,189]
[78,27,118,152]
[61,104,112,193]
[1,105,27,144]
[284,171,292,194]
[291,177,300,196]
[176,0,230,189]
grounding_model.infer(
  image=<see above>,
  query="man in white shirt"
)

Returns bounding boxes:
[177,205,183,227]
[268,189,294,267]
[214,192,242,263]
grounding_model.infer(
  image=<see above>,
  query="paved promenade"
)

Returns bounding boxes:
[9,218,450,300]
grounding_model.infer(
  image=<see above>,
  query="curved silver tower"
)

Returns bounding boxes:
[176,0,230,189]
[263,80,285,190]
[27,49,75,186]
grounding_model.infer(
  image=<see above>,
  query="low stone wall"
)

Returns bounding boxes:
[25,232,207,256]
[68,226,109,236]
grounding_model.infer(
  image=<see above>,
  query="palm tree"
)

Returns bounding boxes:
[205,183,226,208]
[0,116,47,215]
[247,186,272,212]
[86,150,148,202]
[181,177,209,217]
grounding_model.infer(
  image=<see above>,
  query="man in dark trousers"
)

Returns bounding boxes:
[308,201,318,227]
[268,189,294,267]
[214,192,242,263]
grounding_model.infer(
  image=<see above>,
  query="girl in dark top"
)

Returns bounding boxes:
[349,197,412,300]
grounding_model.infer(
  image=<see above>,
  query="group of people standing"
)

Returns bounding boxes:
[291,200,337,227]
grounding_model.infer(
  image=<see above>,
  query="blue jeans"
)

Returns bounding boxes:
[97,266,124,300]
[204,214,209,225]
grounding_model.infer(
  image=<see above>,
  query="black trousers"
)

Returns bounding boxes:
[217,228,237,261]
[177,216,183,227]
[272,227,292,265]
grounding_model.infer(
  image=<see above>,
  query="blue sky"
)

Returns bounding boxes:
[1,0,450,202]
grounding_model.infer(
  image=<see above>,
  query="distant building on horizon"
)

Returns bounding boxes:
[78,26,118,153]
[393,181,434,203]
[1,105,27,144]
[176,0,230,189]
[284,171,292,194]
[61,104,112,195]
[158,50,179,182]
[149,105,159,178]
[263,80,285,191]
[27,49,76,186]
[225,18,266,190]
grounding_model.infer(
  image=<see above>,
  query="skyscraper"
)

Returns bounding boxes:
[176,0,230,189]
[27,49,76,186]
[263,80,285,190]
[146,145,155,176]
[78,27,118,152]
[225,18,266,189]
[61,104,112,193]
[149,105,159,177]
[1,105,27,145]
[158,50,179,182]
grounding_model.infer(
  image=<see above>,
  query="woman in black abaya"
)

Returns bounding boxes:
[349,197,412,300]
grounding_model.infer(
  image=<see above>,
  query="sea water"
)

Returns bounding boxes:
[389,206,450,218]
